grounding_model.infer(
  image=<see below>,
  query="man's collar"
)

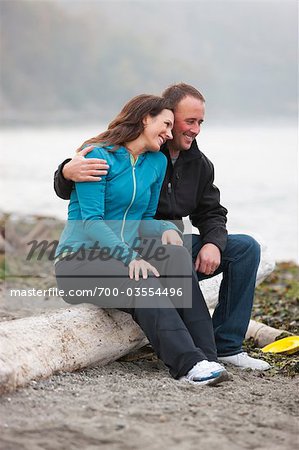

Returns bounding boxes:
[161,140,202,162]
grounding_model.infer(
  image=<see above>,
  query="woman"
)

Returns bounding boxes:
[55,94,229,386]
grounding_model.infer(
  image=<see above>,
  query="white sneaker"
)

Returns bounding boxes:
[180,360,229,386]
[218,352,271,371]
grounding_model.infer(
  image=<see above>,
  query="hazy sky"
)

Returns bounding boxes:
[1,0,297,123]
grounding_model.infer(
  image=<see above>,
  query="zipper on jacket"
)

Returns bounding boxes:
[168,171,179,220]
[120,155,138,242]
[164,162,175,219]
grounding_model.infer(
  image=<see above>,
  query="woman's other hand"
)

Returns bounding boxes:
[62,146,109,182]
[161,230,183,246]
[128,259,160,281]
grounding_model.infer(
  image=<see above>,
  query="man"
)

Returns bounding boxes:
[54,83,270,371]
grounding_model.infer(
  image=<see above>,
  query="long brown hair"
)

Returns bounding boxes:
[77,94,172,152]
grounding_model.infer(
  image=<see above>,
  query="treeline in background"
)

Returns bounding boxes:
[1,0,297,124]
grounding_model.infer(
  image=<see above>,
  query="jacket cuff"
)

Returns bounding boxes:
[54,159,73,200]
[201,234,228,253]
[59,158,72,179]
[160,220,182,235]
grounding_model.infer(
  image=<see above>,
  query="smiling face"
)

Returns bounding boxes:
[142,109,174,151]
[168,96,205,152]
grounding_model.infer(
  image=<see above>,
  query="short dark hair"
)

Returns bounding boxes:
[162,83,205,109]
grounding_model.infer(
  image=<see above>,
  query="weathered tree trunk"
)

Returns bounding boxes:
[0,305,147,395]
[245,319,290,348]
[0,302,289,395]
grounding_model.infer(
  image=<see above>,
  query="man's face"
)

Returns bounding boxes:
[169,96,205,152]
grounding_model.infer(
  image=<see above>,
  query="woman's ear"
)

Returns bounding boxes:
[142,114,150,127]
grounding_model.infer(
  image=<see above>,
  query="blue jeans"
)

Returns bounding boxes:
[185,234,261,357]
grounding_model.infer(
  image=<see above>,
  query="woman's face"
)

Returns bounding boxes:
[142,109,174,151]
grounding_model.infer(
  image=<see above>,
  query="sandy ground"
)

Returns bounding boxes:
[0,357,298,450]
[0,286,298,450]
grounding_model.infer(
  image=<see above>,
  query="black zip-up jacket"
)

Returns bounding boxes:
[54,140,228,252]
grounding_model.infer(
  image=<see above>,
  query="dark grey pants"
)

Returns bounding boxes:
[55,243,217,379]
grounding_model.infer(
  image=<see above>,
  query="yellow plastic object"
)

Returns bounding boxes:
[261,336,299,355]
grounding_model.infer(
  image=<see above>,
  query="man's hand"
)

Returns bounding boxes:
[128,259,160,281]
[195,243,221,275]
[161,229,183,246]
[62,145,109,182]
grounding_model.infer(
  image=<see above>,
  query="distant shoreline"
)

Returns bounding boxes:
[1,114,297,128]
[1,210,298,266]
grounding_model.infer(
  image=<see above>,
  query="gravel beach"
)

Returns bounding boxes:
[0,355,298,450]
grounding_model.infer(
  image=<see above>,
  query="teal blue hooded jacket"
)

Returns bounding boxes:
[56,145,179,264]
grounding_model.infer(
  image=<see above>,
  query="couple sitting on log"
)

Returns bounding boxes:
[54,83,270,386]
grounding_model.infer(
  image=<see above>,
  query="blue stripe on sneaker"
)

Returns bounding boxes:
[192,369,224,382]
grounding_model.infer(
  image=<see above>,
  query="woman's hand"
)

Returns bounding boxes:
[161,230,183,246]
[128,259,160,281]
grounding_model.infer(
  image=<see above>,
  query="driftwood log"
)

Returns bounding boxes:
[0,303,288,394]
[245,319,289,348]
[0,306,147,395]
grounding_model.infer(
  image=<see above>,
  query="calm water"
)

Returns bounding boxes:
[1,124,297,262]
